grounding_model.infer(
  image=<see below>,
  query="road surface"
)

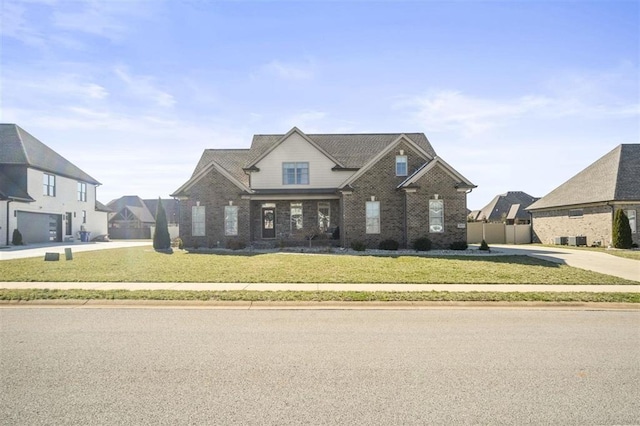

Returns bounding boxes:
[1,308,638,425]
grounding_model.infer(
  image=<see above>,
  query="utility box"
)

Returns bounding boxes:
[554,237,568,245]
[568,236,587,246]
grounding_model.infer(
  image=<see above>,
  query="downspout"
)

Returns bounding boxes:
[6,199,12,246]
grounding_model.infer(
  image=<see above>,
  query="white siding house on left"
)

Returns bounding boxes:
[0,124,110,246]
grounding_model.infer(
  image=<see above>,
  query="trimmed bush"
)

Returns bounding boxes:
[226,239,247,250]
[172,237,184,250]
[350,241,367,252]
[612,209,633,249]
[412,237,432,252]
[152,197,171,250]
[449,241,468,250]
[378,239,399,251]
[479,240,490,251]
[12,229,23,245]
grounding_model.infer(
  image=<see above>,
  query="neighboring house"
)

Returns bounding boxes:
[469,191,538,224]
[0,124,109,246]
[107,196,180,239]
[527,144,639,247]
[171,127,476,249]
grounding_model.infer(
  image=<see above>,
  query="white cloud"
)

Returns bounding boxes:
[114,66,175,108]
[261,59,315,81]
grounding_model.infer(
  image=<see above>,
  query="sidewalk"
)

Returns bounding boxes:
[1,282,638,293]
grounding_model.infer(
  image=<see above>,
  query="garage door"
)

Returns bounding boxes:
[16,212,61,244]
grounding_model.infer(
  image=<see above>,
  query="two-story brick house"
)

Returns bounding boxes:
[171,127,475,249]
[0,124,109,246]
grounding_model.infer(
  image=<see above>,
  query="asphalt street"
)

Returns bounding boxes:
[1,308,638,425]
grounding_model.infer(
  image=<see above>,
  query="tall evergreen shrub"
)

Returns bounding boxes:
[612,209,632,249]
[153,198,172,250]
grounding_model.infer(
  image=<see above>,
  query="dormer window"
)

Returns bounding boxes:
[396,155,408,176]
[283,162,309,185]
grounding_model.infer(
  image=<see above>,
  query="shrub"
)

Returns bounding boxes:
[449,241,468,250]
[412,237,431,252]
[152,197,171,250]
[378,239,399,251]
[226,239,247,250]
[350,241,367,252]
[12,229,23,245]
[612,209,633,249]
[171,237,184,249]
[479,239,490,251]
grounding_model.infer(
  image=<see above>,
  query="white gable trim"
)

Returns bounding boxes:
[171,160,251,198]
[246,127,345,169]
[339,134,433,189]
[398,156,476,189]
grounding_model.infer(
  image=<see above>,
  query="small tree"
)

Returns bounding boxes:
[153,197,172,250]
[612,209,633,249]
[479,239,490,251]
[12,229,23,245]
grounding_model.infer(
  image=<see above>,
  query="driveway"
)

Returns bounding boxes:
[493,244,639,282]
[0,240,151,261]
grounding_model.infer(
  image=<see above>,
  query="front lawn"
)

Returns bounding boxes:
[0,246,635,284]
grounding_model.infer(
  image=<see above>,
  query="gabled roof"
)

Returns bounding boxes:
[0,124,100,185]
[107,196,155,223]
[528,144,640,211]
[143,198,180,222]
[398,156,476,191]
[476,191,538,222]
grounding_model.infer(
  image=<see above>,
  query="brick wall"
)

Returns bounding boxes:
[178,168,249,248]
[532,203,640,246]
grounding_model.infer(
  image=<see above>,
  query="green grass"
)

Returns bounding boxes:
[0,246,636,284]
[536,244,640,261]
[0,288,638,303]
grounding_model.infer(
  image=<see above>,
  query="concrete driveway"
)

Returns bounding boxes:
[0,240,151,261]
[492,244,639,282]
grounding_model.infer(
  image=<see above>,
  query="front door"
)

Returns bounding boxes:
[65,212,73,236]
[262,208,275,239]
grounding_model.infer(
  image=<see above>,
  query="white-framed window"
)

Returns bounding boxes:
[290,202,303,231]
[192,205,206,236]
[77,182,87,202]
[396,155,408,176]
[626,210,637,234]
[43,173,56,196]
[569,209,583,218]
[429,199,444,233]
[366,201,380,234]
[224,206,238,236]
[283,162,309,185]
[318,202,330,231]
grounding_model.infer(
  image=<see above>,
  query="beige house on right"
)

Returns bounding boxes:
[527,144,639,247]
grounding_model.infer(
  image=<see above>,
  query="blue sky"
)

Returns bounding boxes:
[2,0,638,209]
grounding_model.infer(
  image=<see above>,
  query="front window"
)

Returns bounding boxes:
[192,205,206,236]
[224,206,238,236]
[626,210,637,234]
[290,202,303,231]
[43,174,56,196]
[77,182,87,202]
[429,199,444,233]
[366,201,380,234]
[318,202,330,231]
[396,155,408,176]
[283,162,309,185]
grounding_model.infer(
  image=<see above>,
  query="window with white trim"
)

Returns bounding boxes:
[224,205,238,236]
[318,202,330,231]
[626,210,637,234]
[192,205,206,236]
[429,199,444,233]
[43,173,56,196]
[290,202,303,231]
[283,162,309,185]
[396,155,408,176]
[77,182,87,202]
[366,201,380,234]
